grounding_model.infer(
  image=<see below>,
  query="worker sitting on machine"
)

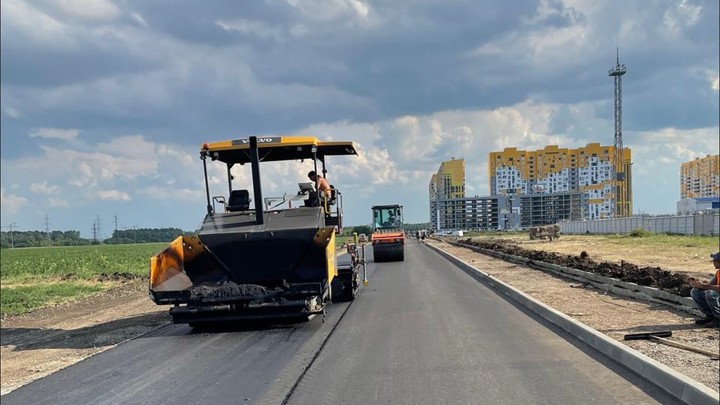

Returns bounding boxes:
[306,171,331,207]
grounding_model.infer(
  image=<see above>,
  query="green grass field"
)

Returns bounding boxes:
[464,230,719,252]
[1,243,167,316]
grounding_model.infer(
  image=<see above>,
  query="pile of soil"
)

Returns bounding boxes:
[58,272,145,282]
[454,238,692,297]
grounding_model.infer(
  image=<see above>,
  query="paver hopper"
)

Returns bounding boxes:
[149,136,360,325]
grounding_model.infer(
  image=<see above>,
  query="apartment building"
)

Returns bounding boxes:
[488,144,632,220]
[428,158,465,230]
[681,154,719,199]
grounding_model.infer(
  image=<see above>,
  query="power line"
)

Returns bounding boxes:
[44,214,52,247]
[2,222,18,248]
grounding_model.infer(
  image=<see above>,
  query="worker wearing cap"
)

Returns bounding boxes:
[689,252,720,327]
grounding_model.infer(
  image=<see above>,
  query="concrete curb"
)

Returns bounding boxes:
[426,243,720,405]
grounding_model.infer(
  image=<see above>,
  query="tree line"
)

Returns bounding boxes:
[341,223,431,237]
[2,224,432,248]
[1,228,189,248]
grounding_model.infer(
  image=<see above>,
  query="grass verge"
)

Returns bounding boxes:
[1,282,105,317]
[1,243,166,317]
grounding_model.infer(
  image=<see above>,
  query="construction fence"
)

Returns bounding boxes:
[559,211,720,236]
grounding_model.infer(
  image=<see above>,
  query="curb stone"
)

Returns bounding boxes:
[426,242,720,405]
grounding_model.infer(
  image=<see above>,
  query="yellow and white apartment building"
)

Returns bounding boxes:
[489,144,632,220]
[428,158,465,229]
[681,154,719,199]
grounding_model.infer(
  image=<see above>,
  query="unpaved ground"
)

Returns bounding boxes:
[470,234,713,281]
[0,281,169,395]
[1,238,719,396]
[457,238,692,296]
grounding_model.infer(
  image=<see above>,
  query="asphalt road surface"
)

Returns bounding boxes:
[3,239,680,405]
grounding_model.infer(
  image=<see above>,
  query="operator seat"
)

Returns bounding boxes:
[327,185,337,207]
[227,189,250,212]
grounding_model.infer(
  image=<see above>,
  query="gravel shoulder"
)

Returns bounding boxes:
[1,239,718,396]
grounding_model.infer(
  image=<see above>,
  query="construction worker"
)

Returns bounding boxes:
[689,252,720,327]
[307,171,331,207]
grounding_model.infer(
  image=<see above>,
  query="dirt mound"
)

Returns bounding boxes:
[92,272,145,282]
[57,272,145,282]
[457,238,692,296]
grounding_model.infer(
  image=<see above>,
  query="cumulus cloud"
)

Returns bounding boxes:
[285,0,372,21]
[29,127,79,140]
[98,190,131,201]
[216,19,284,41]
[30,181,59,194]
[1,135,201,215]
[0,187,27,214]
[663,0,702,35]
[4,107,20,118]
[129,12,148,28]
[31,147,158,187]
[140,185,199,202]
[42,0,122,21]
[97,134,156,157]
[1,0,73,45]
[48,197,70,207]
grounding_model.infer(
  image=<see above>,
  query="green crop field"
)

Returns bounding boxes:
[1,243,167,316]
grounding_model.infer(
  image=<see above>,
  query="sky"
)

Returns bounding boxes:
[1,0,718,238]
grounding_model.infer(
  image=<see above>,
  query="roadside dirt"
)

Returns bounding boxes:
[457,238,692,296]
[0,281,170,395]
[1,238,718,396]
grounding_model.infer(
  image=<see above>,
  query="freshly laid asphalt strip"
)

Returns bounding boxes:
[273,240,680,404]
[3,240,680,404]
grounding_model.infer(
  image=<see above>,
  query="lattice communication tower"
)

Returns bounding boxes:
[609,49,628,217]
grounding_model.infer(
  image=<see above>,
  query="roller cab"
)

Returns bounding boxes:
[371,204,405,262]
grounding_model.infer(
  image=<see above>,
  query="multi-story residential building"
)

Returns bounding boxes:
[681,154,719,199]
[429,158,465,230]
[489,144,632,220]
[517,192,585,227]
[430,192,585,231]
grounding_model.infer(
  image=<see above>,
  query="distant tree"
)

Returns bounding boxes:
[1,230,92,248]
[1,227,192,248]
[105,228,187,244]
[351,225,372,235]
